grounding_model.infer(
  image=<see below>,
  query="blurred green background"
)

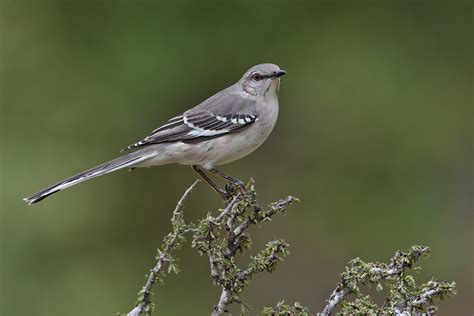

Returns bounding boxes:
[1,1,472,315]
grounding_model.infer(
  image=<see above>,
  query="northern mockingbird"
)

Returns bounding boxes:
[24,63,286,204]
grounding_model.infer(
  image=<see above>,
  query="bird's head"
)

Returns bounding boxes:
[239,63,286,97]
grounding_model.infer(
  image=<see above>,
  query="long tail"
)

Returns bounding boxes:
[24,150,153,205]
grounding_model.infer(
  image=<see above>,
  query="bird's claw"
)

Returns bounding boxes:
[224,180,248,198]
[218,188,232,201]
[233,179,246,189]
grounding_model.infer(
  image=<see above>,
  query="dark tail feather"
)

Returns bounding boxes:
[24,151,152,205]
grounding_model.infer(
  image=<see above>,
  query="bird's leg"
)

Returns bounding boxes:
[191,165,228,200]
[208,168,246,191]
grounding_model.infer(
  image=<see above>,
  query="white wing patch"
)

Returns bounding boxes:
[184,114,229,137]
[216,115,228,122]
[123,112,258,149]
[186,129,226,137]
[183,113,257,137]
[183,115,229,132]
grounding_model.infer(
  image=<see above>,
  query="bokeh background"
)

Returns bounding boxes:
[1,1,472,315]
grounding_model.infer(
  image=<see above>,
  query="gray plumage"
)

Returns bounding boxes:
[122,85,259,149]
[24,63,286,204]
[24,150,154,204]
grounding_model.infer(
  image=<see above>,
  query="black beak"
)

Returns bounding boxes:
[272,70,287,78]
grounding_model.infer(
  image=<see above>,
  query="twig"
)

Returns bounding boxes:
[320,246,456,315]
[412,289,442,306]
[233,195,296,237]
[172,179,201,220]
[127,180,200,316]
[121,181,455,316]
[211,288,230,316]
[410,280,457,308]
[191,181,298,315]
[216,194,240,223]
[320,285,351,315]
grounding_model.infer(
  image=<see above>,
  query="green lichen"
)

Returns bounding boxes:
[124,180,455,316]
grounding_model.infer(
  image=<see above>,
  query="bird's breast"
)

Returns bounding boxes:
[202,95,279,167]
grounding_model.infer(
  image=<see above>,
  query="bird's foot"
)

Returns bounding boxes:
[218,188,233,202]
[223,179,249,199]
[232,179,246,190]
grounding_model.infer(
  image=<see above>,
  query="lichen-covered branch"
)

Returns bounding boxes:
[262,301,309,316]
[191,180,299,315]
[121,179,455,316]
[122,179,299,316]
[320,245,457,315]
[321,285,351,315]
[127,179,200,316]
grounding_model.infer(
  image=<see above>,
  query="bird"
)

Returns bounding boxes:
[24,63,286,205]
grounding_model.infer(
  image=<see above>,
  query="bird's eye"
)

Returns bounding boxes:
[251,73,263,81]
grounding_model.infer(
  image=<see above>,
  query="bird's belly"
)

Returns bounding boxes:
[204,127,268,167]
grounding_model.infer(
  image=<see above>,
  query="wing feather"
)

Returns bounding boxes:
[121,90,258,151]
[122,112,257,151]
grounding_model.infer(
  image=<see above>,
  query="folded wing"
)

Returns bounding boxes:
[122,111,258,150]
